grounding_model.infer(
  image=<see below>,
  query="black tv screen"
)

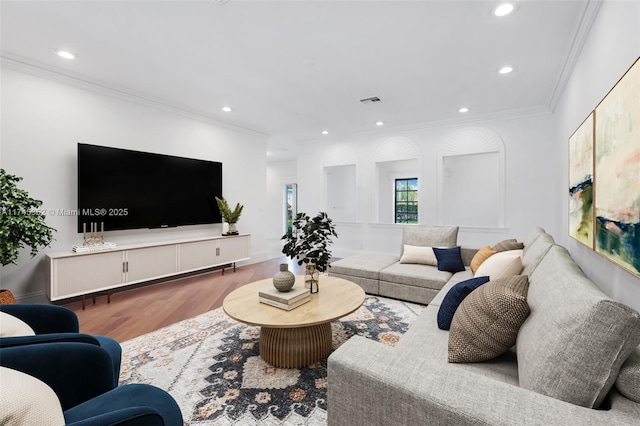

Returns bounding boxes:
[77,143,222,232]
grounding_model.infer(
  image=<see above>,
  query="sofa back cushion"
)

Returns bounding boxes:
[401,226,458,255]
[517,245,640,408]
[616,345,640,403]
[521,233,555,277]
[522,226,546,253]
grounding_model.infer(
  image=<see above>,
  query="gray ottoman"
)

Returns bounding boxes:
[329,253,399,295]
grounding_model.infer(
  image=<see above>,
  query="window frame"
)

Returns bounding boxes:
[394,177,418,224]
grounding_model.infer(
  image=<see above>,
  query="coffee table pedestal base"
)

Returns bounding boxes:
[260,322,332,368]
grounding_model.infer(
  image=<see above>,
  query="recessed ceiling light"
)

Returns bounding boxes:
[376,121,384,126]
[322,130,329,135]
[494,3,514,17]
[57,50,75,59]
[499,66,513,74]
[222,106,232,112]
[459,107,469,113]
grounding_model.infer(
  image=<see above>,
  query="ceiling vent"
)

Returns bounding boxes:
[359,96,381,104]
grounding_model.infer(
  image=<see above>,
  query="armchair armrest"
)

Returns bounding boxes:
[0,332,99,348]
[65,406,165,426]
[328,336,640,426]
[64,384,183,426]
[0,342,116,410]
[0,304,79,333]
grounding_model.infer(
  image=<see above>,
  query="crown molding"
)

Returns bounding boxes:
[0,53,269,139]
[298,105,552,147]
[548,0,603,110]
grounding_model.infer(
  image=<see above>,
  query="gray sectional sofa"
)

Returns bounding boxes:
[327,227,640,425]
[330,226,478,305]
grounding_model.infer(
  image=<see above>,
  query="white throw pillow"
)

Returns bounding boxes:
[474,250,523,280]
[399,244,438,266]
[0,312,36,337]
[0,367,65,426]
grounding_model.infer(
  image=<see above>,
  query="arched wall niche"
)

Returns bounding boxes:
[374,136,420,162]
[374,136,422,223]
[437,127,506,228]
[322,144,359,222]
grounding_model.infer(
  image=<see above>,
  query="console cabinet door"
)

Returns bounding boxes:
[218,235,250,264]
[178,240,217,272]
[49,251,124,300]
[126,245,177,282]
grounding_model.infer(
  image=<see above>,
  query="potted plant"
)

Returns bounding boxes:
[281,211,338,290]
[215,196,243,235]
[0,169,56,267]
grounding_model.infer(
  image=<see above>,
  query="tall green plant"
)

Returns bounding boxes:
[281,211,338,273]
[0,169,56,266]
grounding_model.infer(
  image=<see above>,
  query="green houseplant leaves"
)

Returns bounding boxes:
[281,211,338,273]
[0,169,56,266]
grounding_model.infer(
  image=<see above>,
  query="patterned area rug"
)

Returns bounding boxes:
[120,296,425,425]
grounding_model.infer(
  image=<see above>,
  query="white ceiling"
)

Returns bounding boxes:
[1,1,594,160]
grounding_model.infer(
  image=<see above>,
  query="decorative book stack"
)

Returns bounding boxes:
[258,286,310,311]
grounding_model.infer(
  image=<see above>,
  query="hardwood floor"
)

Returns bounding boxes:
[63,257,315,342]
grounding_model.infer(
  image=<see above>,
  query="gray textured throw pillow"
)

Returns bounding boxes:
[448,275,530,363]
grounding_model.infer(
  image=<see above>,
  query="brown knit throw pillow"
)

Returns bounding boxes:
[491,238,524,253]
[448,275,530,363]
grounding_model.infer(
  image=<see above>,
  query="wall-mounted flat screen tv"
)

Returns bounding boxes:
[77,143,222,232]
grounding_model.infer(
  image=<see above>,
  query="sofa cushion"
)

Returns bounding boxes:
[470,246,496,273]
[433,247,465,273]
[401,226,458,255]
[615,345,640,403]
[474,250,523,280]
[0,312,36,337]
[523,226,546,253]
[521,233,555,276]
[437,276,490,330]
[329,253,399,280]
[517,245,640,408]
[448,275,530,363]
[379,263,451,291]
[0,367,66,426]
[491,239,524,253]
[400,245,437,266]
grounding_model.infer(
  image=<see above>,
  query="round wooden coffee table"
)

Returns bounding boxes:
[223,275,364,368]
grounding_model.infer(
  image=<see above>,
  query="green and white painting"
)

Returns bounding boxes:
[594,57,640,277]
[569,112,594,248]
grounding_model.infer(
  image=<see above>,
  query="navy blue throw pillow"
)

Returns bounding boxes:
[433,246,465,273]
[437,276,490,330]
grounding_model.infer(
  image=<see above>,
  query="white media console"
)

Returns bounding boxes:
[47,234,250,305]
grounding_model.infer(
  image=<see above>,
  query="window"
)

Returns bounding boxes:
[395,178,418,223]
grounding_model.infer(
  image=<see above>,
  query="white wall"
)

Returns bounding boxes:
[0,67,268,301]
[292,110,558,257]
[554,0,640,311]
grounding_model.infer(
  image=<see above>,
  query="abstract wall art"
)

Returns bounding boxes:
[594,57,640,277]
[569,112,594,248]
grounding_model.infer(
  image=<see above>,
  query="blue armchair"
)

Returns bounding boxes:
[1,342,183,425]
[0,304,121,386]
